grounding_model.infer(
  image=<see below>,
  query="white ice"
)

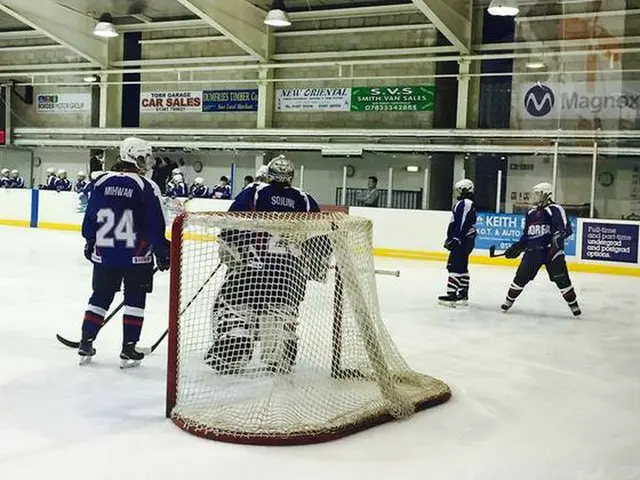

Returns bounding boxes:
[1,226,639,480]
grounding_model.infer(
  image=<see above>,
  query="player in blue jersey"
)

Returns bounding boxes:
[501,182,581,317]
[167,173,189,198]
[9,170,25,189]
[439,179,477,307]
[211,176,232,199]
[204,155,327,375]
[55,170,72,192]
[0,168,10,188]
[78,137,170,367]
[189,177,210,198]
[74,171,90,193]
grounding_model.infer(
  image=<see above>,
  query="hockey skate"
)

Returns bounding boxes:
[78,340,96,366]
[501,298,514,312]
[120,342,144,369]
[569,302,582,317]
[456,291,469,307]
[438,294,459,308]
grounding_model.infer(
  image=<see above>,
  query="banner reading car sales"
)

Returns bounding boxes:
[140,91,202,113]
[519,82,640,120]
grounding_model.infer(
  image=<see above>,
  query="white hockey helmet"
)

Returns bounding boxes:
[77,171,86,179]
[193,177,204,185]
[173,173,184,183]
[10,169,19,177]
[531,182,553,207]
[0,168,8,176]
[46,167,56,175]
[57,169,67,177]
[255,165,269,180]
[120,137,153,171]
[172,168,181,175]
[455,178,474,197]
[267,155,294,184]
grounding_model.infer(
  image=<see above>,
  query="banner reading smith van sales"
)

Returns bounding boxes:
[519,82,640,120]
[275,85,436,112]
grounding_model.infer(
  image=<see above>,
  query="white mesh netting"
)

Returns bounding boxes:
[167,211,451,444]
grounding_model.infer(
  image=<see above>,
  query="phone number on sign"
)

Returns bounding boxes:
[362,104,419,111]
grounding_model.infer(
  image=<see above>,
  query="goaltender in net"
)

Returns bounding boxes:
[204,155,332,375]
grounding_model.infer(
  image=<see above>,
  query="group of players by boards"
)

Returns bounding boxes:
[76,136,580,371]
[439,179,581,317]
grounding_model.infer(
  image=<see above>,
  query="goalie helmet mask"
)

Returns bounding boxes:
[531,182,553,207]
[119,137,153,173]
[268,155,295,184]
[454,179,474,199]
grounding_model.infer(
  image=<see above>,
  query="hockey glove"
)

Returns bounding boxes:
[504,243,524,259]
[551,232,565,251]
[83,240,95,262]
[444,238,461,251]
[155,240,171,271]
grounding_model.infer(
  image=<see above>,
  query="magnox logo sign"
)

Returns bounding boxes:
[524,84,555,117]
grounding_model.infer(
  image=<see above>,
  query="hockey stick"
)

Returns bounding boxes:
[375,269,400,277]
[489,246,506,258]
[56,267,159,350]
[139,262,224,355]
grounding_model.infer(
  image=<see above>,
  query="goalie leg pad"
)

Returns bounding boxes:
[259,305,299,373]
[205,302,257,374]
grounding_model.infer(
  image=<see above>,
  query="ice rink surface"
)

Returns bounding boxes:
[0,226,639,480]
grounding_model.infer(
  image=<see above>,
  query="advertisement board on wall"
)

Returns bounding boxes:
[475,212,578,256]
[275,88,351,112]
[202,89,259,112]
[581,221,639,264]
[350,86,435,111]
[36,93,92,114]
[140,91,202,113]
[518,82,640,121]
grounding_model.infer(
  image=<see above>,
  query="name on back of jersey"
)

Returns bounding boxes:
[271,196,296,208]
[104,186,134,198]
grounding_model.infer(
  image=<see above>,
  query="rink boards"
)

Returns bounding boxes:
[1,188,638,277]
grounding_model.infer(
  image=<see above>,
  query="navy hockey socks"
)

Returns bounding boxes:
[122,291,146,344]
[458,273,470,298]
[81,291,115,341]
[446,274,461,296]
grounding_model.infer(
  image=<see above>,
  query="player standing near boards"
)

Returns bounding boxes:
[78,137,171,367]
[501,182,581,317]
[439,179,477,307]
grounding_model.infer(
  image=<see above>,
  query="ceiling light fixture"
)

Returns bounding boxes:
[264,0,291,27]
[525,60,546,70]
[93,13,119,38]
[83,75,99,83]
[488,0,519,17]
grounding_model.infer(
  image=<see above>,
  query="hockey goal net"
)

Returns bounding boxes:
[166,210,451,445]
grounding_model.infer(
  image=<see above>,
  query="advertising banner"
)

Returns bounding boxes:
[36,93,92,114]
[475,212,577,256]
[581,221,639,264]
[140,91,202,113]
[275,88,351,112]
[202,89,259,112]
[350,86,436,112]
[518,82,640,121]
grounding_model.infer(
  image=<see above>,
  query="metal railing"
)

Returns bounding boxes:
[335,187,423,210]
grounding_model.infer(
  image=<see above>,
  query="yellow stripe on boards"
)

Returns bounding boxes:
[373,248,640,277]
[37,222,82,232]
[0,219,31,228]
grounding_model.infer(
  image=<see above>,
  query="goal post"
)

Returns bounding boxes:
[166,210,451,445]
